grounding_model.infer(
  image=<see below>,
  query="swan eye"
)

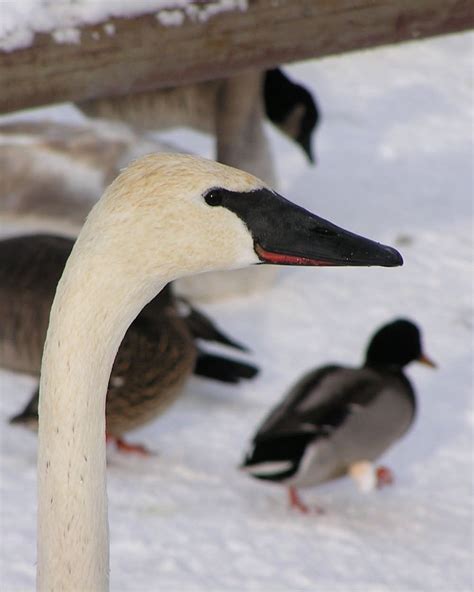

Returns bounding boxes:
[204,189,224,207]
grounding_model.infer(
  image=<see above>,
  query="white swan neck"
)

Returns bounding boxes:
[37,245,167,591]
[35,152,264,591]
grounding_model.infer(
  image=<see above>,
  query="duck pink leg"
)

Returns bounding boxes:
[288,486,310,513]
[376,465,394,488]
[106,435,152,455]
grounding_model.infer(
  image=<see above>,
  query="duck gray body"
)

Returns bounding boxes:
[243,319,434,503]
[0,235,257,438]
[252,365,415,489]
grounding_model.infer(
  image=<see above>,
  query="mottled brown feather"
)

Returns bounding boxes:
[0,235,197,436]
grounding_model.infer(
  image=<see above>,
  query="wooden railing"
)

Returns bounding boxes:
[0,0,472,114]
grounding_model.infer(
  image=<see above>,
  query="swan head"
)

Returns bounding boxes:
[82,153,402,286]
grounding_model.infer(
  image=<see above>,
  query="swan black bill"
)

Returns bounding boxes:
[205,187,403,268]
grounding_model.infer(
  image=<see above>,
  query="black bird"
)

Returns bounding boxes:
[264,68,320,164]
[242,319,435,512]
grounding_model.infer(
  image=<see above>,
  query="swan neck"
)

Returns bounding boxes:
[37,246,167,591]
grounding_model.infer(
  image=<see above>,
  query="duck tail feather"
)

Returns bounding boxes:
[194,352,259,384]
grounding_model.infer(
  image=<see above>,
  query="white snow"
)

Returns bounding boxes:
[0,32,473,592]
[51,27,82,46]
[156,9,186,28]
[104,23,117,37]
[0,0,247,51]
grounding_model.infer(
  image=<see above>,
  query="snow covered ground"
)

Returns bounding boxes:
[1,31,473,592]
[0,0,247,51]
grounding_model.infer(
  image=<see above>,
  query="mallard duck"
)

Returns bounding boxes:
[34,152,401,589]
[242,319,435,513]
[0,234,258,451]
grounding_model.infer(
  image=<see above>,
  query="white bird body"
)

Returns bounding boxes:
[36,152,401,590]
[37,154,262,590]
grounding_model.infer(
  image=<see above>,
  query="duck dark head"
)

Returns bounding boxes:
[204,186,403,268]
[264,68,320,164]
[365,319,436,369]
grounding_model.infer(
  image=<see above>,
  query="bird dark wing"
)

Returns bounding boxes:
[176,296,249,352]
[255,366,383,441]
[127,288,259,384]
[242,367,385,481]
[10,386,39,426]
[193,352,258,384]
[241,430,315,481]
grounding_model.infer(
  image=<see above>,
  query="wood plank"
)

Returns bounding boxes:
[0,0,472,114]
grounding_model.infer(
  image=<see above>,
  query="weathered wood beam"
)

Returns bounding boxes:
[0,0,472,114]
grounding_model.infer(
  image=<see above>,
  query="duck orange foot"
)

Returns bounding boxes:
[106,435,153,456]
[376,466,394,488]
[288,486,324,515]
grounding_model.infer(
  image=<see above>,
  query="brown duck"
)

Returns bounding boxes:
[1,234,258,452]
